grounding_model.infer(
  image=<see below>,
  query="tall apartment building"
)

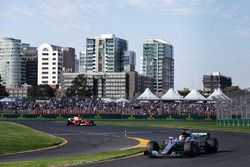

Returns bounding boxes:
[79,51,86,72]
[203,72,232,96]
[86,34,129,73]
[0,38,26,88]
[123,51,136,71]
[62,47,75,72]
[37,43,63,86]
[22,44,38,86]
[142,39,174,94]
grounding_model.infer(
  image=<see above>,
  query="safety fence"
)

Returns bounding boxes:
[0,113,215,120]
[216,92,250,126]
[217,119,250,126]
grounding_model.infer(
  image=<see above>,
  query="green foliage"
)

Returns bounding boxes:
[65,74,92,97]
[0,122,62,154]
[96,120,250,132]
[224,86,241,93]
[0,74,9,98]
[28,85,55,100]
[223,85,247,97]
[0,147,144,167]
[178,88,190,97]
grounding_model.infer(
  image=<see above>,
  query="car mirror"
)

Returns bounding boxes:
[169,137,173,144]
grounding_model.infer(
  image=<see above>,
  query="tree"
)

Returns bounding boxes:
[224,86,241,93]
[178,88,190,97]
[65,74,92,97]
[28,85,55,100]
[223,85,245,97]
[0,74,9,98]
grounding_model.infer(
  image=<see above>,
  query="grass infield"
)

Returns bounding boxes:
[0,147,144,167]
[0,121,62,154]
[95,120,250,132]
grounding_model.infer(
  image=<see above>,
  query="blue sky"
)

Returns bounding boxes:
[1,0,250,90]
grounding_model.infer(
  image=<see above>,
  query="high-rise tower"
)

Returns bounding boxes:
[142,39,174,94]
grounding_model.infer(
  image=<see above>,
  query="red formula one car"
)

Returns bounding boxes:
[67,116,96,126]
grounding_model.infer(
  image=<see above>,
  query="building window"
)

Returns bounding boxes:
[42,48,49,51]
[42,53,48,56]
[42,58,49,60]
[42,72,48,74]
[42,62,48,65]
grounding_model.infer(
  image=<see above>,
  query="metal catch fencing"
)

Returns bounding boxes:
[216,93,250,119]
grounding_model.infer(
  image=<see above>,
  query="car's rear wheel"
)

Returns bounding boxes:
[205,138,218,153]
[184,142,197,157]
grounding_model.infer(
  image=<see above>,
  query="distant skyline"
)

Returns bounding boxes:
[1,0,250,90]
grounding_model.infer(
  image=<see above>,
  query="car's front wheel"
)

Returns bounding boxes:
[184,142,197,157]
[147,141,160,152]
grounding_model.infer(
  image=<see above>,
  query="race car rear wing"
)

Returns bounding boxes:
[191,133,210,138]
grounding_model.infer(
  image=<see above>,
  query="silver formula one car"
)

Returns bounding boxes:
[144,130,218,158]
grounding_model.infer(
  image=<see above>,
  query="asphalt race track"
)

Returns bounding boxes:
[0,120,137,162]
[85,125,250,167]
[1,120,250,167]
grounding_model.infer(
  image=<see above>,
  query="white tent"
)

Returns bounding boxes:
[208,88,231,101]
[101,98,114,103]
[137,88,160,100]
[0,97,16,102]
[184,89,207,101]
[161,88,183,101]
[217,88,231,101]
[116,98,129,103]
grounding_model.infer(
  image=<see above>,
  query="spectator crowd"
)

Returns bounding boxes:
[0,97,216,117]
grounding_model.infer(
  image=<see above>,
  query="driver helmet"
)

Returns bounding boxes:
[179,134,186,141]
[74,116,80,120]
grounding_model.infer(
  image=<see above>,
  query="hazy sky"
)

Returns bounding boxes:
[1,0,250,90]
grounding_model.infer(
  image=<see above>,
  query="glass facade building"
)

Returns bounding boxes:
[142,39,174,94]
[86,34,128,73]
[22,44,38,86]
[0,38,26,88]
[79,51,86,72]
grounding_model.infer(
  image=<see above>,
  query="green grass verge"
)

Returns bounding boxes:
[95,120,250,132]
[0,147,144,167]
[0,121,62,154]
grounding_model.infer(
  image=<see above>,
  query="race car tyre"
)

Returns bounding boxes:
[67,121,71,126]
[184,142,197,157]
[147,141,160,152]
[205,138,218,153]
[90,120,95,126]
